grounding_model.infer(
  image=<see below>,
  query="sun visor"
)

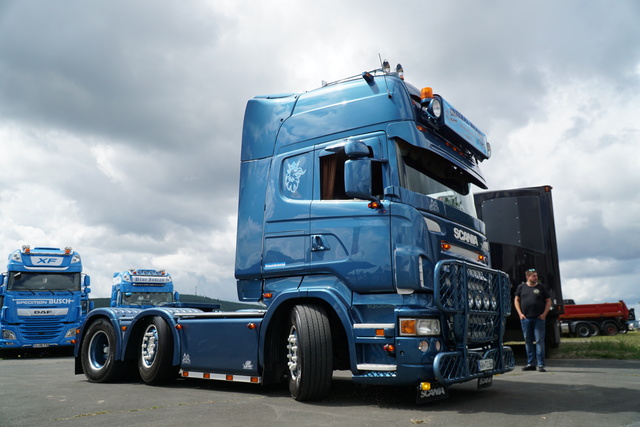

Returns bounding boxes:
[386,121,488,189]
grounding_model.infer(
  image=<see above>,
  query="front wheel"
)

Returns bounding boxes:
[81,319,126,382]
[138,316,178,384]
[287,304,332,401]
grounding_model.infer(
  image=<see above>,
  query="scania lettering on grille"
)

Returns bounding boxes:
[453,228,479,247]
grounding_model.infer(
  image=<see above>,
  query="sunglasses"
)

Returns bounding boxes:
[526,269,537,273]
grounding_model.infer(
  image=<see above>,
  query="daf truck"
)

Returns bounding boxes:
[1,246,92,354]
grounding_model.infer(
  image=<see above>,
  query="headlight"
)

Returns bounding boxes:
[64,327,77,338]
[483,294,491,310]
[399,318,441,336]
[429,97,442,119]
[2,329,17,340]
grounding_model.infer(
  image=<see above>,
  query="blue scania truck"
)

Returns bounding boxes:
[75,62,515,402]
[1,246,92,354]
[111,269,178,308]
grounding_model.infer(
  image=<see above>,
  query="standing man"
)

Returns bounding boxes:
[514,268,551,372]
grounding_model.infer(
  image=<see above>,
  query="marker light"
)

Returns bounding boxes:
[23,245,31,254]
[64,247,72,255]
[441,241,452,251]
[420,87,433,99]
[420,382,432,391]
[368,200,382,210]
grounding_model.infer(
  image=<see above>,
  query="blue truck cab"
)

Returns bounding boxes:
[75,62,514,402]
[1,245,92,353]
[111,269,178,309]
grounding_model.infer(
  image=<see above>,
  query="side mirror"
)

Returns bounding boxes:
[344,139,371,158]
[345,158,373,200]
[174,291,180,302]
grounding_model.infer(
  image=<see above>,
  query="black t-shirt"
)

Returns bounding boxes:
[515,282,550,318]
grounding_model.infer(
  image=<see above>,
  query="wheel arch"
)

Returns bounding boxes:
[259,285,356,384]
[122,309,182,366]
[75,309,127,370]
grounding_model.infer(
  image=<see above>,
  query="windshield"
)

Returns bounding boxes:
[8,272,81,292]
[395,139,477,216]
[122,292,174,307]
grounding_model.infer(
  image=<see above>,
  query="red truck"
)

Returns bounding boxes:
[560,300,634,337]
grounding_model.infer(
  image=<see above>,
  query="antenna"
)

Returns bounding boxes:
[378,53,392,98]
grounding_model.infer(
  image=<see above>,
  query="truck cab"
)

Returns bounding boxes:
[111,269,178,308]
[0,245,91,353]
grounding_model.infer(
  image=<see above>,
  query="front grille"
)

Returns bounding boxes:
[432,260,514,384]
[435,261,510,344]
[18,318,66,341]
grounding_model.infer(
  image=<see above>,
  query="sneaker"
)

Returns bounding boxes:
[522,365,536,371]
[538,366,546,372]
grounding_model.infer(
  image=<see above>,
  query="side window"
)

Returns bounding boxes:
[320,150,384,200]
[320,151,348,200]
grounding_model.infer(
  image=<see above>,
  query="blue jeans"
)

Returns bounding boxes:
[521,318,546,367]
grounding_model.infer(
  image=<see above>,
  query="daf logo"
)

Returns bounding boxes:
[453,228,479,247]
[34,310,53,315]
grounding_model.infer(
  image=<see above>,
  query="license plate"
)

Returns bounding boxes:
[33,344,50,348]
[478,358,494,371]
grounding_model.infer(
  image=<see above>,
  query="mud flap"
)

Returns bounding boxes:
[477,375,493,389]
[416,383,449,403]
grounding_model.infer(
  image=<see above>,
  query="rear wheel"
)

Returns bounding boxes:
[81,319,126,382]
[574,322,592,338]
[138,316,178,384]
[602,322,618,336]
[287,304,332,401]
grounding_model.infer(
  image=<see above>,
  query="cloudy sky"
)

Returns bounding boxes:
[1,0,639,316]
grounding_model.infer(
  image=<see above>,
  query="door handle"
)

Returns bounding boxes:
[311,235,330,252]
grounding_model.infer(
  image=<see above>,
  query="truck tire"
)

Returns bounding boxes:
[286,304,332,401]
[138,316,178,384]
[602,322,619,336]
[81,318,126,382]
[574,322,592,338]
[589,322,600,337]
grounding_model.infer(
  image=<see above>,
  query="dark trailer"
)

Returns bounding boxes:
[474,185,564,349]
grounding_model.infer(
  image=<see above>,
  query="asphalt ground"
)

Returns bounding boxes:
[1,354,639,427]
